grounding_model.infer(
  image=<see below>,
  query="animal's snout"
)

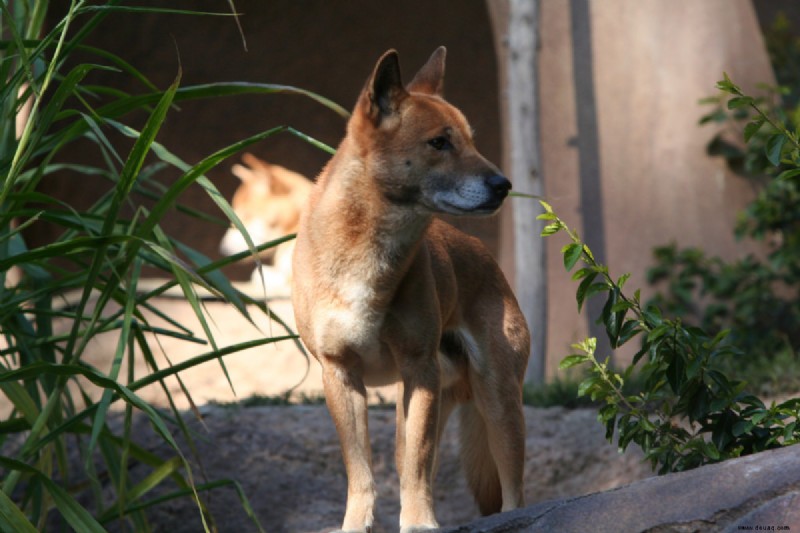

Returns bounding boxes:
[486,174,511,199]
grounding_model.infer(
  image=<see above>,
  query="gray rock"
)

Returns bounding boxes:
[441,444,800,533]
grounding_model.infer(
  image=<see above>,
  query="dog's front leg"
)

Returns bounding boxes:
[397,355,440,532]
[321,357,375,533]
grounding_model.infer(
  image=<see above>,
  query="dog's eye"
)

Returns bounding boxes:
[427,136,452,151]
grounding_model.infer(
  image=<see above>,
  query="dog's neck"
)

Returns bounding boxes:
[311,143,432,304]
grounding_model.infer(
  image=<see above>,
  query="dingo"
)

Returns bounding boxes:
[219,153,310,288]
[292,47,530,532]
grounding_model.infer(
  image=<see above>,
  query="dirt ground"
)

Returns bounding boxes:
[118,403,652,533]
[36,290,653,532]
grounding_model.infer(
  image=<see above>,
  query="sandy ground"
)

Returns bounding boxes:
[71,289,398,410]
[8,287,654,532]
[104,403,651,533]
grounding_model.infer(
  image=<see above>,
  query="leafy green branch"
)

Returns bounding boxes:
[716,72,800,176]
[540,200,800,474]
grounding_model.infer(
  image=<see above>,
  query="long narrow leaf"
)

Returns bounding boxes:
[88,259,142,458]
[0,457,105,533]
[66,71,181,366]
[35,335,296,451]
[0,488,38,533]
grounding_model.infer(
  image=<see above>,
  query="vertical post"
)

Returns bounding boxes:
[487,0,547,385]
[569,0,611,364]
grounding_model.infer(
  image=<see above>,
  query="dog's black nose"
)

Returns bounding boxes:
[486,174,511,198]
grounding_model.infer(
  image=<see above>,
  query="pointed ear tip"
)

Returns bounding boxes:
[379,49,400,63]
[430,46,447,63]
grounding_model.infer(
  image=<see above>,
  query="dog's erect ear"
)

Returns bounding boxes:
[364,49,407,124]
[407,46,446,96]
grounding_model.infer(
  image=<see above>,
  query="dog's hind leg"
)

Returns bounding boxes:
[321,359,375,533]
[460,313,528,514]
[461,374,526,513]
[458,401,502,514]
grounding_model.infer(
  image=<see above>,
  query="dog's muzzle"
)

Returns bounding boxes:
[475,173,511,211]
[430,173,512,215]
[486,174,511,200]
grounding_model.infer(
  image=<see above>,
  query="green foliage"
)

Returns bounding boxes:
[547,20,800,472]
[0,2,342,531]
[541,194,800,474]
[764,13,800,109]
[523,378,597,409]
[652,63,800,381]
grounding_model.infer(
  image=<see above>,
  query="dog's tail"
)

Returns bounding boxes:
[458,402,502,515]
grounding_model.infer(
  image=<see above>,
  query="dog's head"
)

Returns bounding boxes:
[349,47,511,216]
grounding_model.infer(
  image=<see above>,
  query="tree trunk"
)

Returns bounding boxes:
[487,0,547,385]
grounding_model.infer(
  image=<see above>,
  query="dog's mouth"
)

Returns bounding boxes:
[427,175,511,215]
[434,196,505,215]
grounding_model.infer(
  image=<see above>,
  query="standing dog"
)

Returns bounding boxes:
[219,153,310,288]
[292,47,530,532]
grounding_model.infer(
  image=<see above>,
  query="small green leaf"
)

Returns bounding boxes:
[576,272,599,311]
[726,96,753,110]
[698,96,721,105]
[716,73,741,95]
[765,133,788,166]
[562,243,584,271]
[571,267,594,281]
[541,222,562,236]
[602,287,623,344]
[610,300,632,313]
[647,324,671,343]
[539,200,553,213]
[570,337,597,355]
[598,404,617,423]
[743,118,764,142]
[705,442,721,461]
[732,420,754,437]
[705,329,731,349]
[559,354,590,369]
[639,417,657,432]
[578,280,610,313]
[617,319,641,346]
[577,376,601,398]
[666,356,686,393]
[777,168,800,180]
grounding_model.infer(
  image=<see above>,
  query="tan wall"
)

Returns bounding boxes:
[538,0,775,373]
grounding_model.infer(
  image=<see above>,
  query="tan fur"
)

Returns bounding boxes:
[219,153,310,287]
[291,47,530,532]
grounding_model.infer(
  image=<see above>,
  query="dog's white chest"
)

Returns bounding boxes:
[312,277,397,383]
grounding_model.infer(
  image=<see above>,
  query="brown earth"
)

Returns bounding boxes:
[116,403,651,533]
[24,289,653,531]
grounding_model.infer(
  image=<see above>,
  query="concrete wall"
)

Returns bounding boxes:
[538,0,776,370]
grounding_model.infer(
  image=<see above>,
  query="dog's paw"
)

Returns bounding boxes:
[400,524,438,533]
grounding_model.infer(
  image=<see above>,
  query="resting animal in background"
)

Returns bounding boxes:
[291,47,531,532]
[219,153,311,289]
